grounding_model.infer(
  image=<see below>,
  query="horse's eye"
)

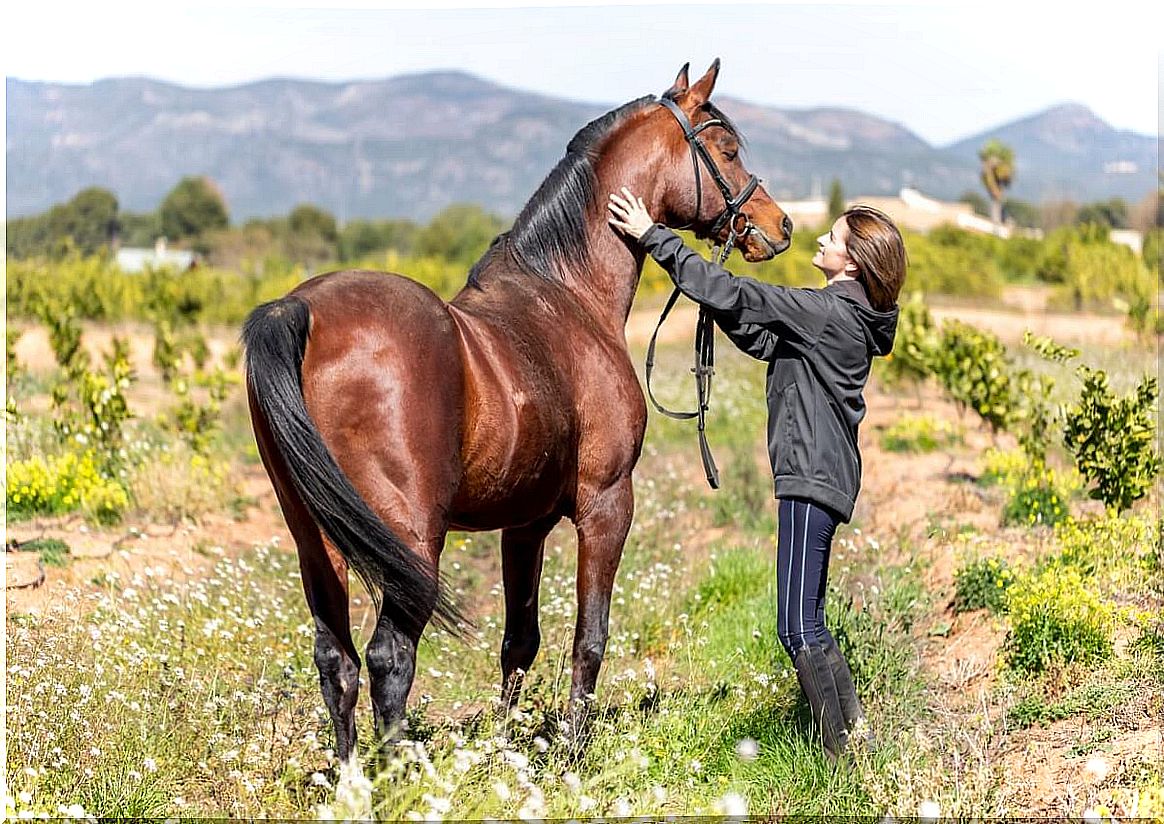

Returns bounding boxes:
[724,149,738,161]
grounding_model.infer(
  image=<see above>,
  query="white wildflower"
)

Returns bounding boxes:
[918,800,941,822]
[735,737,759,761]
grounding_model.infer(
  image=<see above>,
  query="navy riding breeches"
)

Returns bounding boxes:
[775,496,842,657]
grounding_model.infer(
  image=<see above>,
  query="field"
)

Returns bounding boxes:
[5,283,1162,820]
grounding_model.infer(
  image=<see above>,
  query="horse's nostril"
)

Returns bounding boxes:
[782,214,794,237]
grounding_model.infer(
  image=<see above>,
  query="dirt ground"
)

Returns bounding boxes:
[5,288,1159,815]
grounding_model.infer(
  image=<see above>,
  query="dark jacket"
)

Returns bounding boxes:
[641,225,899,522]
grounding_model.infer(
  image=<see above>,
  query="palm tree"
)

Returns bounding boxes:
[978,139,1015,226]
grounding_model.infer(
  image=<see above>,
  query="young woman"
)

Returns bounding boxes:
[608,187,906,761]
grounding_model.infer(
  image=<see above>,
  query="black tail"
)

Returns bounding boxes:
[242,296,467,640]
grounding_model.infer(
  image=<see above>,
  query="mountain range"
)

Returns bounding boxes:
[6,71,1157,222]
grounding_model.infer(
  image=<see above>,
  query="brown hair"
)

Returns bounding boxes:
[842,205,907,312]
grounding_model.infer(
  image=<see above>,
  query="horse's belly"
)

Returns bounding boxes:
[447,406,574,531]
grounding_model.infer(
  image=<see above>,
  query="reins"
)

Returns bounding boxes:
[644,99,760,490]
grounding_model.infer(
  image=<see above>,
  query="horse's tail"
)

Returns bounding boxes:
[242,295,466,639]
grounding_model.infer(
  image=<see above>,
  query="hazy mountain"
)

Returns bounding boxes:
[945,103,1158,204]
[6,72,1156,221]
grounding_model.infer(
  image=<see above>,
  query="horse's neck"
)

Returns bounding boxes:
[569,223,646,336]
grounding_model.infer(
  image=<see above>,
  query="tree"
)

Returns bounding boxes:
[1075,198,1128,229]
[415,204,507,267]
[959,190,990,218]
[827,178,845,221]
[159,176,229,241]
[978,139,1015,226]
[48,187,120,254]
[286,204,340,268]
[1002,198,1040,228]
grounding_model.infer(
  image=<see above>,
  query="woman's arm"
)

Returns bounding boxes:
[607,188,830,346]
[641,225,830,345]
[712,312,779,361]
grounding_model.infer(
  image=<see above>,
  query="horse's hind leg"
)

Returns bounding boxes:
[252,406,361,766]
[366,532,443,749]
[500,515,559,712]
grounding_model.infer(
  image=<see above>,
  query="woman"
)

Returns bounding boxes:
[607,187,906,762]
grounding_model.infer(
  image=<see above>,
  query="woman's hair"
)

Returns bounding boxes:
[841,205,907,312]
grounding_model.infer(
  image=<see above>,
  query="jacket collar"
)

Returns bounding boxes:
[824,277,872,309]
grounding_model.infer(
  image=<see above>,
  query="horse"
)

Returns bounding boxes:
[242,60,792,773]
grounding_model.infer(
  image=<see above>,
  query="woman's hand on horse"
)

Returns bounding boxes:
[607,187,655,240]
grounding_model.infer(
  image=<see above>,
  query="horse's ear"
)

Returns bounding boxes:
[664,62,690,98]
[687,58,721,106]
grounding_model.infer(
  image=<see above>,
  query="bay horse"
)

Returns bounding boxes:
[243,60,792,771]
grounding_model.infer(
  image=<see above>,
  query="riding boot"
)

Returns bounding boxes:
[792,645,850,763]
[822,640,876,750]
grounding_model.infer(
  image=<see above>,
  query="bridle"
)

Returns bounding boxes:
[657,96,760,264]
[645,97,763,490]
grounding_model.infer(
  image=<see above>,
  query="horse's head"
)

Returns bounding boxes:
[652,60,792,261]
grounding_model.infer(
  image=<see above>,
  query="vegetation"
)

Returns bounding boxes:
[978,138,1015,225]
[5,179,1161,819]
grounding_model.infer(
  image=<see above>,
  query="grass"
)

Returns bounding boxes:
[6,314,1161,818]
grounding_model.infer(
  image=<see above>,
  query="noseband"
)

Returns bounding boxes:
[658,96,760,264]
[644,99,763,490]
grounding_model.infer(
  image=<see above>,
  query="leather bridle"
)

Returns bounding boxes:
[657,96,760,261]
[645,98,764,490]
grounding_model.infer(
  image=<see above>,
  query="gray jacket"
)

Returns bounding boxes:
[641,225,899,522]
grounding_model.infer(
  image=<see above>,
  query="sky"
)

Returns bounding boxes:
[3,1,1160,146]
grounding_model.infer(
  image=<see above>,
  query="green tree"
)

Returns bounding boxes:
[827,178,845,222]
[415,203,507,267]
[978,139,1015,225]
[48,187,120,255]
[286,204,340,268]
[118,211,162,248]
[1002,198,1040,228]
[288,203,338,244]
[159,176,229,241]
[959,190,990,218]
[1075,197,1128,229]
[338,218,420,261]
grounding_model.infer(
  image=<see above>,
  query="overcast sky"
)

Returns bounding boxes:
[4,1,1160,145]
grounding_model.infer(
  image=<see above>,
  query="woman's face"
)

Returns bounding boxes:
[812,216,858,279]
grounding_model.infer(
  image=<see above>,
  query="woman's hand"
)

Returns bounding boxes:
[607,187,655,241]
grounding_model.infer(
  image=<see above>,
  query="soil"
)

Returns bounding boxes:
[5,290,1158,814]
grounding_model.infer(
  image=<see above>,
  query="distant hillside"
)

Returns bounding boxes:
[946,103,1158,204]
[6,73,1156,221]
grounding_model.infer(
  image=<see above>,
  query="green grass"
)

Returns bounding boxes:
[7,322,1160,818]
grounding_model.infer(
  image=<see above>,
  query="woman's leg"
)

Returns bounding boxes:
[775,497,850,761]
[804,510,869,734]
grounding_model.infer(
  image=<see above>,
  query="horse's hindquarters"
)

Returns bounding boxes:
[293,270,467,541]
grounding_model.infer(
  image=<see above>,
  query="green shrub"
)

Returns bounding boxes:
[1063,367,1160,513]
[1047,513,1157,592]
[953,557,1015,614]
[1039,225,1155,312]
[930,320,1017,432]
[1001,462,1073,528]
[6,451,130,525]
[879,414,961,453]
[878,292,938,388]
[902,227,1005,298]
[1004,565,1115,673]
[978,447,1027,487]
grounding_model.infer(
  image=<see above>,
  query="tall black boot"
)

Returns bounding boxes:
[792,645,850,763]
[823,640,867,728]
[823,640,875,750]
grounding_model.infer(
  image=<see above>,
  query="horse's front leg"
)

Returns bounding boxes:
[499,514,560,714]
[567,476,634,742]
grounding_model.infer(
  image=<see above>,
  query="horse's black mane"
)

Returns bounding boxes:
[466,92,744,288]
[467,95,658,287]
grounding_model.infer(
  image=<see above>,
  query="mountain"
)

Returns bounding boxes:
[5,73,1156,221]
[945,103,1158,204]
